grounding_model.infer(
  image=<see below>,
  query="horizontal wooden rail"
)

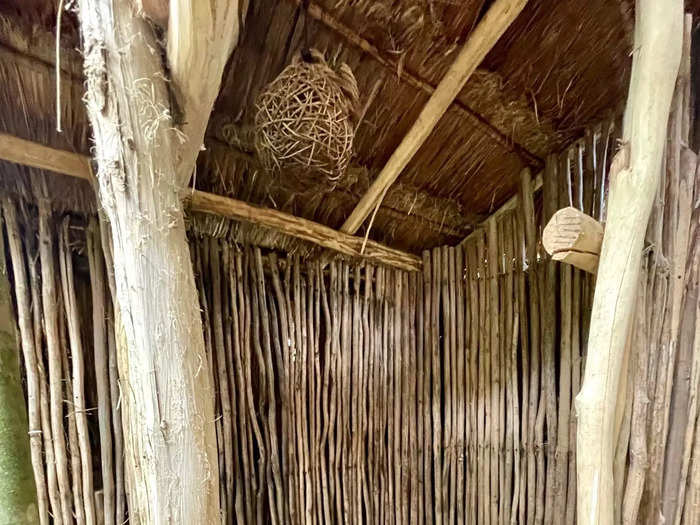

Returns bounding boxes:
[0,133,422,272]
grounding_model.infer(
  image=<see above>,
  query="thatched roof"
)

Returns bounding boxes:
[0,0,694,254]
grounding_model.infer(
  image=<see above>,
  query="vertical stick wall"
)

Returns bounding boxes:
[1,65,699,523]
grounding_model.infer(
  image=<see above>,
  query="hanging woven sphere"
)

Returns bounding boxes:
[254,49,359,192]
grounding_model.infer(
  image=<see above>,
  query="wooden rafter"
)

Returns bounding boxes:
[290,0,543,169]
[339,0,530,235]
[0,133,422,272]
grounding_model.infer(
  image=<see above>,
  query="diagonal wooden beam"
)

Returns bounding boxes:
[291,0,542,169]
[0,133,422,272]
[340,0,530,235]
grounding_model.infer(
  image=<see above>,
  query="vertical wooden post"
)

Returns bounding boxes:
[74,0,237,521]
[575,1,683,524]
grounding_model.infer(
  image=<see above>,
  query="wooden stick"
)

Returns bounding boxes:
[476,232,490,525]
[2,197,50,525]
[60,313,85,525]
[455,246,466,525]
[504,216,516,525]
[269,255,293,524]
[36,196,72,525]
[26,232,63,525]
[0,133,90,180]
[339,0,530,234]
[575,2,683,523]
[58,217,96,525]
[190,191,422,272]
[515,213,529,525]
[421,252,434,525]
[431,247,443,523]
[97,218,127,525]
[467,241,480,525]
[87,218,115,525]
[508,215,522,525]
[408,271,419,525]
[497,221,507,525]
[441,247,453,523]
[554,163,573,521]
[209,240,235,523]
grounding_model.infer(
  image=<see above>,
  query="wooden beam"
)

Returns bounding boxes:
[292,0,543,169]
[340,0,530,235]
[575,1,683,524]
[187,191,422,272]
[0,134,91,181]
[167,0,240,184]
[542,207,604,274]
[0,133,421,272]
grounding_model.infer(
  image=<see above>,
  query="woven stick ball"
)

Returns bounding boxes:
[254,49,360,192]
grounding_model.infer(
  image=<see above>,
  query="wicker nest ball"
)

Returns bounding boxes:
[254,49,360,192]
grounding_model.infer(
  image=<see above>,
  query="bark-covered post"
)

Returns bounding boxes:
[0,216,39,524]
[75,0,239,522]
[575,1,683,524]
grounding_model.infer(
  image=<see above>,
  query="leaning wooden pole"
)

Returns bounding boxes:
[74,0,238,521]
[575,1,683,524]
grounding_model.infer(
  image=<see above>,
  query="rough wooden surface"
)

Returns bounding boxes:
[188,190,422,272]
[542,207,604,274]
[575,1,683,524]
[75,0,222,521]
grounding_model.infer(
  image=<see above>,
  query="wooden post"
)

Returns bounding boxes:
[575,1,683,524]
[74,0,238,521]
[0,207,40,524]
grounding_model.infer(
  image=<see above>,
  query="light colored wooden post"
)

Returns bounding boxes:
[575,1,683,524]
[74,0,238,522]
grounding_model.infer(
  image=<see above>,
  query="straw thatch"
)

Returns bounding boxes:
[0,0,646,254]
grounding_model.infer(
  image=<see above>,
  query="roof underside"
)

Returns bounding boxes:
[0,0,687,254]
